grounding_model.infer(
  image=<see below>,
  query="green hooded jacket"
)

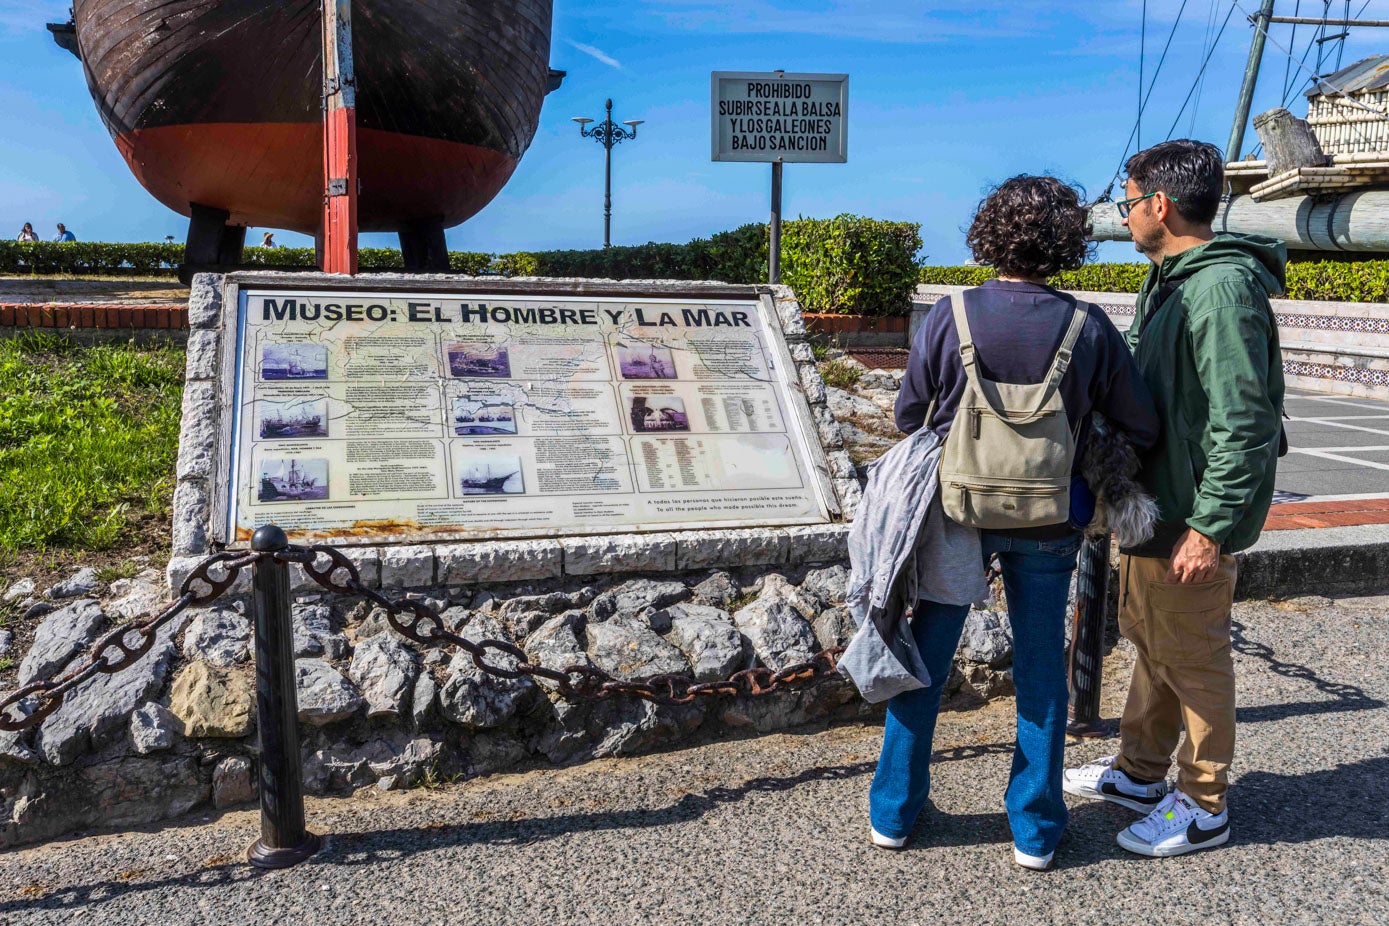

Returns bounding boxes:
[1123,233,1287,556]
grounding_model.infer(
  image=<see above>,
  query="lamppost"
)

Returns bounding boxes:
[573,99,643,248]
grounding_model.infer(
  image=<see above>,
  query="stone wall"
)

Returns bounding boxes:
[0,280,1029,849]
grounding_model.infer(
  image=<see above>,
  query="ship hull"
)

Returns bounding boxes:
[73,0,552,234]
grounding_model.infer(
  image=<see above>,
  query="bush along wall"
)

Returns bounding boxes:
[921,259,1389,302]
[781,215,922,316]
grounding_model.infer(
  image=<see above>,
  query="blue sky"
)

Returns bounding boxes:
[1,1,1386,264]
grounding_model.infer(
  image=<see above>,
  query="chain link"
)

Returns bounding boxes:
[1,542,847,732]
[0,551,263,732]
[295,544,846,706]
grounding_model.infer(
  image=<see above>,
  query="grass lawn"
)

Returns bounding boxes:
[0,332,184,582]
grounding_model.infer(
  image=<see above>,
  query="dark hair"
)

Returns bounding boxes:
[1124,139,1224,224]
[965,175,1090,278]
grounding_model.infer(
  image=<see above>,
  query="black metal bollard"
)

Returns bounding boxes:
[1066,532,1112,737]
[246,525,323,868]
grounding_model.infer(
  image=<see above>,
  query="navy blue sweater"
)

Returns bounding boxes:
[897,280,1161,533]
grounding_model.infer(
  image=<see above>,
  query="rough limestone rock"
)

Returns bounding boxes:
[295,659,365,725]
[812,606,857,651]
[129,702,179,754]
[664,605,746,682]
[169,661,255,738]
[45,567,100,600]
[963,664,1015,699]
[502,609,551,642]
[497,588,593,617]
[759,574,824,621]
[181,604,251,667]
[105,569,167,620]
[20,600,55,622]
[692,572,738,609]
[34,611,187,766]
[5,755,208,848]
[523,611,592,688]
[733,595,819,672]
[592,579,689,619]
[411,670,438,729]
[586,619,689,681]
[349,633,419,718]
[302,733,443,794]
[439,615,534,729]
[3,577,35,603]
[801,565,850,606]
[959,608,1013,668]
[213,756,256,808]
[18,599,106,686]
[0,629,12,658]
[293,603,348,659]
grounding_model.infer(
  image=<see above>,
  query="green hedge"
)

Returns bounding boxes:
[516,223,768,283]
[921,260,1389,302]
[782,215,922,316]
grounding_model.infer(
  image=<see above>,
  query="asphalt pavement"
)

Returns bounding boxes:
[1,593,1385,925]
[1279,390,1389,500]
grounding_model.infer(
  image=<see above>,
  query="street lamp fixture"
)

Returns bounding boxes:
[573,99,643,247]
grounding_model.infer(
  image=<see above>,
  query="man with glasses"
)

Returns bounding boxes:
[1064,139,1286,857]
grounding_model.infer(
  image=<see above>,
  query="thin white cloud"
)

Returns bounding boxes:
[565,39,623,70]
[0,1,67,36]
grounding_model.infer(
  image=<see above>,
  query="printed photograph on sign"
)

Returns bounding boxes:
[258,398,328,439]
[616,342,677,379]
[629,395,689,432]
[258,458,330,502]
[261,342,328,380]
[456,453,525,495]
[446,342,511,378]
[452,399,517,436]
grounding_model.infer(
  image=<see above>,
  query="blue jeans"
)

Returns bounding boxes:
[868,532,1081,856]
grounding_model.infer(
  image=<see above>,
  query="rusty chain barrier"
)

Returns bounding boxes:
[0,525,847,868]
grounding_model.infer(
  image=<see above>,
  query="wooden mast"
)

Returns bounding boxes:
[321,0,359,275]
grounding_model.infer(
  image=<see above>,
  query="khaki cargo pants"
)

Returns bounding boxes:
[1115,553,1237,814]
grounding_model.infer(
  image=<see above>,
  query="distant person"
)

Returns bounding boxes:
[1065,139,1285,858]
[53,223,76,243]
[16,223,39,242]
[260,232,278,248]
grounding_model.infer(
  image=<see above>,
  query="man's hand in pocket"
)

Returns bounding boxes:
[1167,528,1220,583]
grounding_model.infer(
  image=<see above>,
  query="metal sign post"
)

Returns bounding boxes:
[321,0,358,275]
[711,70,848,285]
[769,161,783,284]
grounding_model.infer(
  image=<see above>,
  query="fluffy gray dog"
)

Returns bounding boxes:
[1080,413,1159,547]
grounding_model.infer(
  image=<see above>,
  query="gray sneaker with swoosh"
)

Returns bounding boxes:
[1116,790,1231,857]
[1063,754,1168,813]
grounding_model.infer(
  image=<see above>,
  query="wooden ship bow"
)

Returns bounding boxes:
[50,1,563,272]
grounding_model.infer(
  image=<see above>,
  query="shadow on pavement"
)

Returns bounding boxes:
[0,740,1013,914]
[1232,619,1386,723]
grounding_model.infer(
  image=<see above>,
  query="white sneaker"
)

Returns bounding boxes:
[869,826,907,850]
[1116,790,1230,858]
[1013,847,1054,871]
[1063,754,1168,813]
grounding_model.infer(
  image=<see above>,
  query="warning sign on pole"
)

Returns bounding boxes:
[710,71,848,163]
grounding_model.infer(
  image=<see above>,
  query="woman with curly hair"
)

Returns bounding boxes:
[867,175,1160,869]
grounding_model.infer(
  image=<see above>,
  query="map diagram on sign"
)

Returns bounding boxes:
[225,291,831,544]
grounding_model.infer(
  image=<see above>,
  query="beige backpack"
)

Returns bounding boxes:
[939,288,1088,530]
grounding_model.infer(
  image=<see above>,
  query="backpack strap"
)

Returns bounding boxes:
[951,290,1089,425]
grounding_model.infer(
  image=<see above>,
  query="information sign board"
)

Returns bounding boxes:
[221,287,833,545]
[711,71,848,163]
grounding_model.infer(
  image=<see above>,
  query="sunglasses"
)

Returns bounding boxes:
[1115,190,1179,218]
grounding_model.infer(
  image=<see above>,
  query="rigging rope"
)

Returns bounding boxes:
[1191,0,1225,135]
[1230,0,1389,145]
[1101,0,1195,201]
[1140,0,1147,151]
[1163,1,1240,142]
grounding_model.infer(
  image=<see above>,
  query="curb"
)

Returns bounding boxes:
[1235,524,1389,600]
